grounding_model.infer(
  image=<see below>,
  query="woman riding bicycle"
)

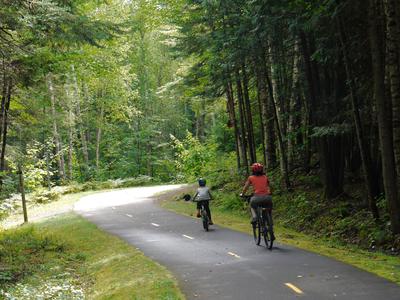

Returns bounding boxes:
[240,163,275,240]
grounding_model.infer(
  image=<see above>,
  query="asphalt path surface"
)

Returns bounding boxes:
[74,185,400,299]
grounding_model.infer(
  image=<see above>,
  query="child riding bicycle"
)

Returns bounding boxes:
[240,163,275,240]
[193,178,213,225]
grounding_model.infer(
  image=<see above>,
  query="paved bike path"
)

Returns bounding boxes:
[74,185,400,300]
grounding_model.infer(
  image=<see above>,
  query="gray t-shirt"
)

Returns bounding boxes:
[193,186,212,201]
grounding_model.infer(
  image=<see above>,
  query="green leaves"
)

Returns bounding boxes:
[311,123,352,138]
[170,132,211,179]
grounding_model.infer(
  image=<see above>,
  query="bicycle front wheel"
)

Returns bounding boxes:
[253,219,261,245]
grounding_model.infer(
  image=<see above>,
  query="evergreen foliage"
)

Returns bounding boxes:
[1,0,400,240]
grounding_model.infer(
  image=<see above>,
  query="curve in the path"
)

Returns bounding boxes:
[75,185,400,300]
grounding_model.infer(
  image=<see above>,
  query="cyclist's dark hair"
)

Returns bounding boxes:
[252,170,265,176]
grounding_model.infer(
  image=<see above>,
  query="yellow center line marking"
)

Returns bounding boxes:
[126,214,133,218]
[227,251,241,259]
[182,234,194,240]
[151,223,160,227]
[285,283,304,295]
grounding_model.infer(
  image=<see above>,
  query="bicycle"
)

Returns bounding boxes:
[198,200,210,231]
[241,194,274,250]
[183,194,210,232]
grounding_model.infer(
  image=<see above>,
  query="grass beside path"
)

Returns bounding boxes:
[1,191,185,300]
[161,196,400,285]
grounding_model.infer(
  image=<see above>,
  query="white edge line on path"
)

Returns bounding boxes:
[285,283,304,295]
[112,207,116,210]
[151,223,160,227]
[126,214,133,218]
[182,234,194,240]
[227,251,241,259]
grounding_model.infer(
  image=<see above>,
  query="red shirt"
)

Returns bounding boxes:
[247,175,271,195]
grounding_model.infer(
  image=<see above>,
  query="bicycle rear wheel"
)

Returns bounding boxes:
[260,217,270,249]
[201,209,209,231]
[265,212,274,250]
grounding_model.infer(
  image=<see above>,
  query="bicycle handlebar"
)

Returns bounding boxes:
[240,194,253,202]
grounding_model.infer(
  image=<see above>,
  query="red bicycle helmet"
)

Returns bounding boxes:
[251,163,264,174]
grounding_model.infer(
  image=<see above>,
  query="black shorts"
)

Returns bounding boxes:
[196,200,210,209]
[250,195,273,210]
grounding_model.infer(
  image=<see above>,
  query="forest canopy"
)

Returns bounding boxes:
[1,0,400,238]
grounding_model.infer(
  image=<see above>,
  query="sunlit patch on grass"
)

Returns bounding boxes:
[91,254,129,267]
[1,277,84,300]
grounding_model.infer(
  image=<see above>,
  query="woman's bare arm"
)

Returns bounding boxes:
[240,179,251,195]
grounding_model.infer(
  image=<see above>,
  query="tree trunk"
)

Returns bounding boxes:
[369,0,400,233]
[226,82,241,171]
[288,40,301,170]
[83,83,91,147]
[96,105,104,170]
[136,118,142,174]
[257,47,277,170]
[338,17,379,218]
[0,75,9,171]
[299,31,316,172]
[65,84,74,180]
[195,101,206,141]
[241,61,257,164]
[71,65,90,168]
[265,65,291,189]
[221,8,243,172]
[319,135,345,199]
[255,68,267,168]
[384,0,400,193]
[0,73,7,148]
[47,74,66,181]
[18,166,28,223]
[147,143,153,177]
[269,44,287,141]
[45,151,51,190]
[0,78,11,172]
[235,69,249,170]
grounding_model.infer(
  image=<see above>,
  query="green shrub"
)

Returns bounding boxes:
[114,175,155,188]
[0,173,18,201]
[0,194,21,222]
[214,192,245,211]
[170,132,213,180]
[81,181,112,191]
[32,189,61,204]
[297,174,322,188]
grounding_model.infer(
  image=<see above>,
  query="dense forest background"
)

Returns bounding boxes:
[1,0,400,249]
